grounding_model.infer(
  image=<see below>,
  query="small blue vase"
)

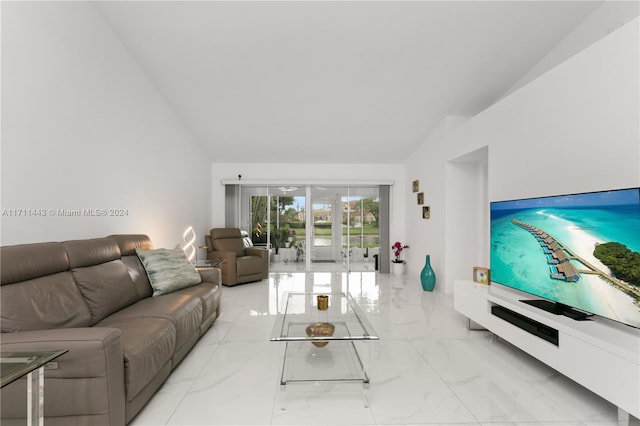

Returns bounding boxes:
[420,255,436,291]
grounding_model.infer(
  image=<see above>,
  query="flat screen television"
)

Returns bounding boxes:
[490,187,640,328]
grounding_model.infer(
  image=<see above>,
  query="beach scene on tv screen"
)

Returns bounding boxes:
[490,188,640,328]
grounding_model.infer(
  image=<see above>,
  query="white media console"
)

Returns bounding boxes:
[453,280,640,422]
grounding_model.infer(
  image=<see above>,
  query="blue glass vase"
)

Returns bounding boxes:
[420,255,436,291]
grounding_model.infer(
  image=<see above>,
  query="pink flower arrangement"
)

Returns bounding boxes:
[391,241,409,263]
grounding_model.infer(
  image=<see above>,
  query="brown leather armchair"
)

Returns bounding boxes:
[206,228,269,286]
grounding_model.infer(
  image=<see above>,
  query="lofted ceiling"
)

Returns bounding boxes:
[95,1,603,164]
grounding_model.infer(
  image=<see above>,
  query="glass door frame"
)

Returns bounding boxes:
[309,185,348,267]
[236,184,383,272]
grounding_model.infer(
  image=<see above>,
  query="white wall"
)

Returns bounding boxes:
[503,1,640,98]
[403,116,468,288]
[0,2,212,248]
[406,17,639,293]
[210,161,405,242]
[453,16,639,201]
[444,147,489,292]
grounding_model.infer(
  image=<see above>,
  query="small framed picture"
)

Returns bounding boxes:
[473,267,490,285]
[417,192,424,205]
[412,180,419,193]
[422,206,430,219]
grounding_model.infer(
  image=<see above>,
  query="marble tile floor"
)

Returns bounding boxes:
[131,271,639,426]
[270,260,377,273]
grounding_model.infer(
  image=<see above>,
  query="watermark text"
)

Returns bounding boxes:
[2,208,129,217]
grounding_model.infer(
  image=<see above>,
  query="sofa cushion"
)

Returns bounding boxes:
[61,238,140,324]
[135,246,201,296]
[110,235,155,299]
[1,241,93,332]
[0,272,93,332]
[63,237,122,269]
[174,283,221,323]
[72,260,141,324]
[120,256,153,299]
[95,317,176,402]
[100,292,203,351]
[0,241,69,285]
[109,234,153,256]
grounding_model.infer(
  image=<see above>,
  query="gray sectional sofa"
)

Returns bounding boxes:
[0,234,222,425]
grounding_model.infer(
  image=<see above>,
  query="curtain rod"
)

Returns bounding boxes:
[220,179,395,186]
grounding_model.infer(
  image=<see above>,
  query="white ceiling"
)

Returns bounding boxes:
[95,1,603,164]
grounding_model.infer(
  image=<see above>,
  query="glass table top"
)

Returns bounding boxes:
[270,292,379,343]
[0,350,68,388]
[194,259,224,268]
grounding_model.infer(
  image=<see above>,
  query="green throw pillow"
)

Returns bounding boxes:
[136,245,201,296]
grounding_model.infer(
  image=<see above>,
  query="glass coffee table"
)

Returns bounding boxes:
[270,292,379,407]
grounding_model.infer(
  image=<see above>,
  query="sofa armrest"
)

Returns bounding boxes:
[198,267,221,286]
[245,247,269,279]
[207,250,236,274]
[208,250,236,264]
[245,247,268,258]
[208,250,237,285]
[0,327,125,425]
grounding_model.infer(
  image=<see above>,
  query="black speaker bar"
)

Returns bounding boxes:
[491,305,559,346]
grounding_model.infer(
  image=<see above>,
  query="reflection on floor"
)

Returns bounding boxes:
[131,271,639,426]
[270,260,378,273]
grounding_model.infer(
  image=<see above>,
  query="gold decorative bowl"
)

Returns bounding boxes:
[305,322,335,347]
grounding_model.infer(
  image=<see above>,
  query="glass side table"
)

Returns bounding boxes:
[1,350,68,426]
[194,258,224,271]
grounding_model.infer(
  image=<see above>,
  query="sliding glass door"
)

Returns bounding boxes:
[310,186,345,265]
[343,186,380,266]
[237,184,380,272]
